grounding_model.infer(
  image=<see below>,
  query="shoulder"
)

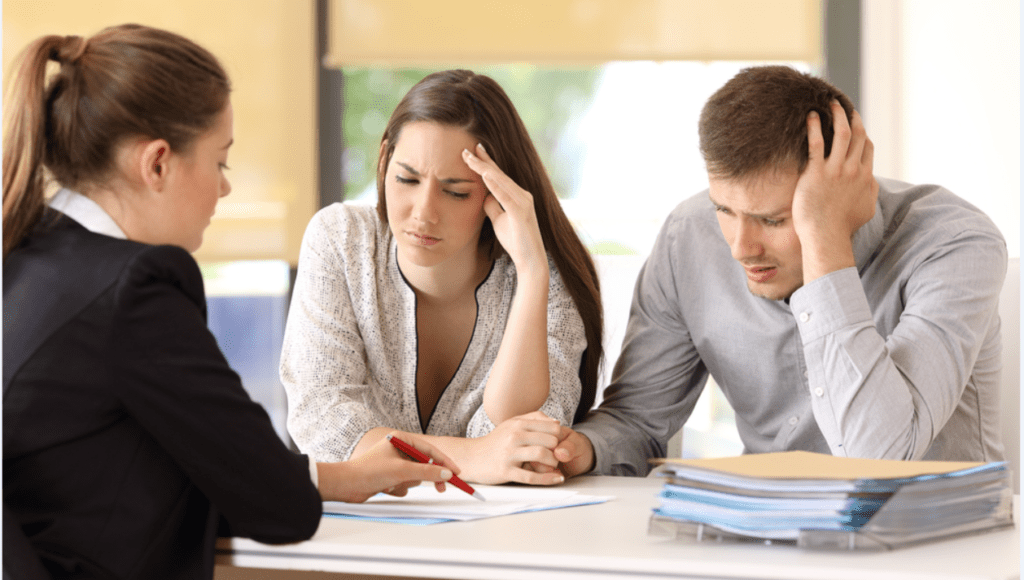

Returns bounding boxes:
[663,190,717,225]
[657,191,721,247]
[5,217,204,308]
[113,243,206,311]
[307,203,385,241]
[645,190,730,275]
[3,221,207,381]
[873,179,1007,293]
[301,203,389,261]
[877,178,1006,252]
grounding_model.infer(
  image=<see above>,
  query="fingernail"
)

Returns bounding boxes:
[440,469,453,479]
[808,111,818,120]
[477,143,486,152]
[555,475,565,484]
[463,148,474,158]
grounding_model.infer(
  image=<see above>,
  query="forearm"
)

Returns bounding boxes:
[351,428,485,478]
[357,431,494,484]
[482,268,550,424]
[316,461,364,503]
[350,426,396,459]
[794,269,929,460]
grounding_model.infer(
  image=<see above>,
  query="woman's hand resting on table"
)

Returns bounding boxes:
[454,412,566,486]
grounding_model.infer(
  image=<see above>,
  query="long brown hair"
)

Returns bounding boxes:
[2,24,230,258]
[375,70,603,424]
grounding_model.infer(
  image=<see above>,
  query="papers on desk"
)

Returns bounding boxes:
[648,451,1015,550]
[324,484,612,525]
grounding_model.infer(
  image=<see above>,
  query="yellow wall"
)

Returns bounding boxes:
[2,0,317,265]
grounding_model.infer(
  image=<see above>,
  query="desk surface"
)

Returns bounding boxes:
[216,475,1020,580]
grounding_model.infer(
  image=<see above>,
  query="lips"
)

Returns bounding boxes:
[407,231,440,246]
[744,265,777,283]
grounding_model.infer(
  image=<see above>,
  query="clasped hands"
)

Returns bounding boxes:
[452,411,594,485]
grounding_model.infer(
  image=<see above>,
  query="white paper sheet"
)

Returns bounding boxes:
[323,484,613,524]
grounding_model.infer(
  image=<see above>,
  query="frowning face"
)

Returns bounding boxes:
[383,122,489,271]
[709,168,804,300]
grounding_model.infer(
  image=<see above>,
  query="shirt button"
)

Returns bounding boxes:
[814,387,825,397]
[788,416,799,426]
[799,312,810,322]
[803,370,809,378]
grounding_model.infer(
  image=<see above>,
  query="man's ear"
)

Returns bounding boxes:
[139,139,173,191]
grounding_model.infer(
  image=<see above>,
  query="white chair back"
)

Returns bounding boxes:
[998,257,1019,492]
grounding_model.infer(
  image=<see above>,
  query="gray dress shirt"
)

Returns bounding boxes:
[578,177,1007,476]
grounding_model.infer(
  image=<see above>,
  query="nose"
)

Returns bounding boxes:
[730,218,763,262]
[411,182,440,224]
[220,173,231,198]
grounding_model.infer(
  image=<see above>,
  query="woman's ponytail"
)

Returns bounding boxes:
[2,35,75,258]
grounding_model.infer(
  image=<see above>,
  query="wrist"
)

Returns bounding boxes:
[799,231,855,284]
[514,260,550,289]
[434,435,484,482]
[316,461,352,502]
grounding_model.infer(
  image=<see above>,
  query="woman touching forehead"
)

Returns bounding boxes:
[283,69,605,486]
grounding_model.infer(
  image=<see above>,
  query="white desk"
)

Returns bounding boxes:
[215,475,1020,580]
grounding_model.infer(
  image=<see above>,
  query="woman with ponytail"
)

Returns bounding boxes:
[3,25,459,580]
[281,70,604,485]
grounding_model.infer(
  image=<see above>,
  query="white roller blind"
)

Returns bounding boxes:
[327,0,822,66]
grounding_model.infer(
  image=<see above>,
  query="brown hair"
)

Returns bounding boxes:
[2,23,230,257]
[698,65,854,180]
[375,70,603,424]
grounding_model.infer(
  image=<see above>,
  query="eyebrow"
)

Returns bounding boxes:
[395,161,475,185]
[708,194,789,220]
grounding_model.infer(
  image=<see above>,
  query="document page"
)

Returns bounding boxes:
[324,484,612,524]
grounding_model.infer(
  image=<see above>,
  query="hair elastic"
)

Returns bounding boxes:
[49,35,87,65]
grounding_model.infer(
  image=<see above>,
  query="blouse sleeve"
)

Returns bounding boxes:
[466,257,587,436]
[280,208,390,462]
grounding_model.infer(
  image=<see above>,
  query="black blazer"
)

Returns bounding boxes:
[3,214,322,580]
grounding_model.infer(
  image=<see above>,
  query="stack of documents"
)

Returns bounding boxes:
[648,451,1014,550]
[325,484,612,525]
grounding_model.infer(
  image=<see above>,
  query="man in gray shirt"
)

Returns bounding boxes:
[553,66,1007,477]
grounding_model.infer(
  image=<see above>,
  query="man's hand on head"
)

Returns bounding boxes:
[792,100,879,284]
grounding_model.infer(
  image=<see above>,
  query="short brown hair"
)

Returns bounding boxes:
[375,70,603,423]
[698,65,854,179]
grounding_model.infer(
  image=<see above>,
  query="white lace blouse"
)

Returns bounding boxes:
[281,203,587,462]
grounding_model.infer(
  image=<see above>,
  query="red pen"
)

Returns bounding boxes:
[386,434,486,501]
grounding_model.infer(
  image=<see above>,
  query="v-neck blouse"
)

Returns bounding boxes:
[281,203,587,462]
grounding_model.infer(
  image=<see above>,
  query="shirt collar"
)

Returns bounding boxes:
[48,188,127,240]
